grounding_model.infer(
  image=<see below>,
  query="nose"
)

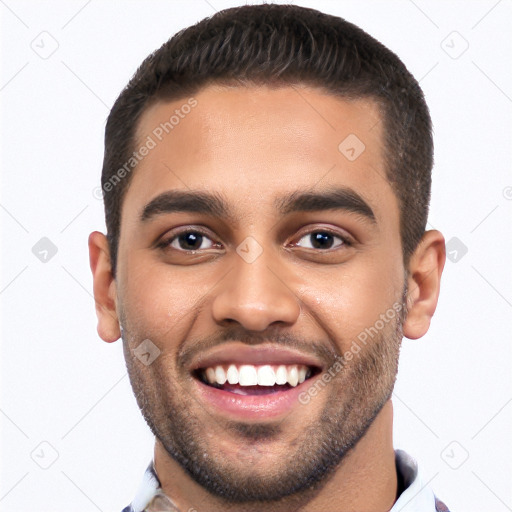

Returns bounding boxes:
[211,251,301,331]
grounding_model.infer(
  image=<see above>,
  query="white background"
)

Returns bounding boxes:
[1,1,511,511]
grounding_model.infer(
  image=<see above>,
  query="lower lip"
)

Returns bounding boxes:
[193,377,316,420]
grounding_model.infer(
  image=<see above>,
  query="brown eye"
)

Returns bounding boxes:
[296,231,346,250]
[169,231,215,251]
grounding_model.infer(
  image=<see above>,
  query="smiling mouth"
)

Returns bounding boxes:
[193,363,321,396]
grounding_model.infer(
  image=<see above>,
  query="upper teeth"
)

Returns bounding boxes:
[203,364,311,387]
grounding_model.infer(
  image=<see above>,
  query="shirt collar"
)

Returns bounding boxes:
[390,449,437,512]
[123,462,178,512]
[125,450,442,512]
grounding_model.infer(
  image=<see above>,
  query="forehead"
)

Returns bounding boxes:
[124,84,398,226]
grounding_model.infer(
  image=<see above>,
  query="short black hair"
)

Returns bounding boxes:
[101,3,433,276]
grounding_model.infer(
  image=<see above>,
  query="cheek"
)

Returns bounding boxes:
[299,257,403,352]
[118,259,215,346]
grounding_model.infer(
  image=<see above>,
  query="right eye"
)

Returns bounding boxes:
[166,231,217,252]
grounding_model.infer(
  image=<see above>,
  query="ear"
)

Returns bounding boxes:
[88,231,121,343]
[403,230,446,340]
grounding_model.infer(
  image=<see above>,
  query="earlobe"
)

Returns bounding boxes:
[88,231,121,343]
[403,230,446,340]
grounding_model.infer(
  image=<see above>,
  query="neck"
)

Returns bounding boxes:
[154,400,397,512]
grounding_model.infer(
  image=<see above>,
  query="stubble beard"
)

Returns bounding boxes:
[121,290,407,504]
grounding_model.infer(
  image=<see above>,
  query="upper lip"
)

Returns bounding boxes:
[190,343,324,372]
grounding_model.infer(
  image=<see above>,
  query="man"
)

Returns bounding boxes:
[89,4,448,511]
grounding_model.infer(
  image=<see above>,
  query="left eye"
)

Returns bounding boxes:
[169,231,215,251]
[295,231,346,250]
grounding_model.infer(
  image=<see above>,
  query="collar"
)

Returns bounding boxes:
[390,449,438,511]
[124,450,446,512]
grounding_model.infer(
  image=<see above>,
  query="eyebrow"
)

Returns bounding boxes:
[140,187,376,224]
[275,188,376,223]
[140,190,230,222]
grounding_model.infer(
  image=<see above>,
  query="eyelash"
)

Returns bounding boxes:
[157,227,219,251]
[293,229,352,250]
[157,227,352,252]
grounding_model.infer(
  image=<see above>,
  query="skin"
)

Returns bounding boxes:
[89,85,445,512]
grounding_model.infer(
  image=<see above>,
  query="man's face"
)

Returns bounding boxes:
[116,85,406,501]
